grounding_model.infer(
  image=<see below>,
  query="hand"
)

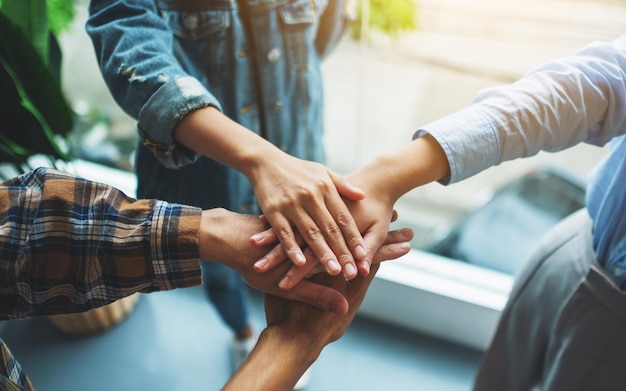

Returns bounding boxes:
[173,107,368,281]
[199,208,349,314]
[222,265,381,391]
[275,227,412,289]
[247,153,368,279]
[266,263,380,350]
[200,209,410,313]
[251,168,401,289]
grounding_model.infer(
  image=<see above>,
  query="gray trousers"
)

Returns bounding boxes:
[473,209,626,391]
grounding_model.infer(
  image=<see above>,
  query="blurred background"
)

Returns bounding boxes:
[2,0,626,389]
[58,0,621,246]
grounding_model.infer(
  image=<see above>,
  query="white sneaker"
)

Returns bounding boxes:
[231,334,257,373]
[293,367,312,390]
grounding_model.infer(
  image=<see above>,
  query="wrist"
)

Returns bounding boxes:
[358,134,450,202]
[260,326,322,369]
[198,208,232,262]
[222,326,320,391]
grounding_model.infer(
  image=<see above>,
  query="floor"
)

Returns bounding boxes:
[1,286,482,391]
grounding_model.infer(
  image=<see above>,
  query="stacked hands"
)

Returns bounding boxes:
[191,134,441,390]
[200,158,414,316]
[214,162,414,391]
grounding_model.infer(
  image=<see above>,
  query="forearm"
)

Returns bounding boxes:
[0,168,202,319]
[350,133,450,204]
[223,327,320,391]
[87,0,194,119]
[87,0,220,168]
[422,35,626,184]
[173,106,281,179]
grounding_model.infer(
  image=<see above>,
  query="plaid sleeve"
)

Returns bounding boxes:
[0,167,202,319]
[0,337,33,391]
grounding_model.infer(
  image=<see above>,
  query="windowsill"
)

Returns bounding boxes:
[358,250,513,351]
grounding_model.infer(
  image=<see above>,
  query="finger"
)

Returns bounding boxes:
[289,208,344,276]
[266,213,307,267]
[278,247,319,290]
[253,243,288,272]
[372,242,411,263]
[328,170,365,201]
[286,279,349,315]
[346,263,380,311]
[256,228,310,272]
[322,195,368,279]
[327,170,369,275]
[358,224,389,276]
[368,228,414,265]
[383,228,414,245]
[250,227,277,246]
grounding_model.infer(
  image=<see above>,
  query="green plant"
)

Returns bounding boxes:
[0,0,77,172]
[350,0,418,40]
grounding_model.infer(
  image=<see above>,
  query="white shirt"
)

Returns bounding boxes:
[417,34,626,287]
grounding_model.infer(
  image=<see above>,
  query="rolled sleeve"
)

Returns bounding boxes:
[149,200,203,291]
[138,76,222,168]
[414,104,500,185]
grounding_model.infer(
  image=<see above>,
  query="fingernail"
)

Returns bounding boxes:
[361,260,371,274]
[295,252,306,266]
[250,234,263,244]
[254,258,268,271]
[279,275,291,289]
[328,260,341,274]
[355,245,367,260]
[344,263,357,278]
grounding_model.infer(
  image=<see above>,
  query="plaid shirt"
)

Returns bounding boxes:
[0,167,203,389]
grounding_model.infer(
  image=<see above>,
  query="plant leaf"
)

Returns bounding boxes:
[0,12,72,163]
[0,0,49,63]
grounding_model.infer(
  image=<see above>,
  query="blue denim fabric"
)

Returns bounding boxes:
[87,0,348,213]
[87,0,348,331]
[201,261,250,333]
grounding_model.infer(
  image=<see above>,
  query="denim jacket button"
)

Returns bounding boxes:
[267,48,281,63]
[183,15,199,29]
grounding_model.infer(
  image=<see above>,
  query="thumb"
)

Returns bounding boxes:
[286,280,349,315]
[328,170,365,201]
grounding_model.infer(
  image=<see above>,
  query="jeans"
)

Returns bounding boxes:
[201,261,250,333]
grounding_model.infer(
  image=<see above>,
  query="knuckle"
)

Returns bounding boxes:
[304,226,323,241]
[324,223,341,238]
[299,187,317,203]
[311,291,328,310]
[276,227,293,242]
[337,253,353,265]
[334,211,354,228]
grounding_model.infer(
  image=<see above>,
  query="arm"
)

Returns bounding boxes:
[0,168,348,318]
[87,0,368,277]
[222,264,381,391]
[253,133,447,288]
[0,168,408,318]
[424,35,626,184]
[0,168,202,319]
[342,35,626,276]
[315,0,353,59]
[253,35,626,285]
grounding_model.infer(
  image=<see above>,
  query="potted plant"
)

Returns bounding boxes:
[0,0,139,335]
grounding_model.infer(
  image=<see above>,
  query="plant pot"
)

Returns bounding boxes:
[48,293,140,335]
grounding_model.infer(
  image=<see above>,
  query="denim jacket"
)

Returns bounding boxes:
[87,0,349,213]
